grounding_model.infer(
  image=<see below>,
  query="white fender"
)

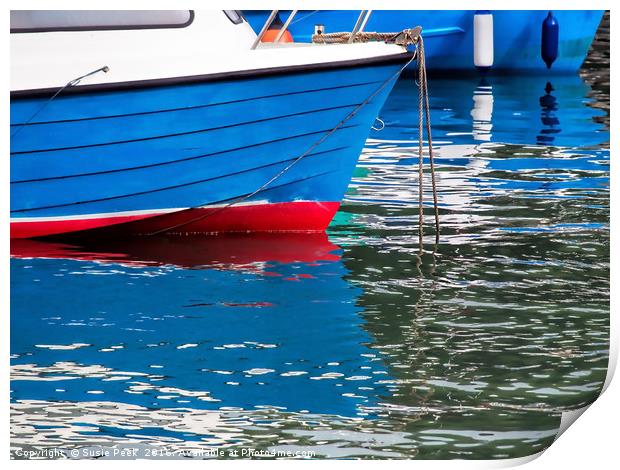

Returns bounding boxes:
[473,11,494,70]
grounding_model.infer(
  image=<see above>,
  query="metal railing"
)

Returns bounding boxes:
[251,10,298,49]
[251,10,374,49]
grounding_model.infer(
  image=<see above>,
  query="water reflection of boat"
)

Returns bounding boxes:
[11,233,341,268]
[470,80,494,142]
[537,82,560,145]
[11,235,390,418]
[347,71,609,233]
[374,74,607,148]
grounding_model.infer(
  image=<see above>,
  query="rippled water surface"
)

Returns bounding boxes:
[11,18,609,460]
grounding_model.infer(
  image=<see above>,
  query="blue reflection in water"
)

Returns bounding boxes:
[378,74,607,148]
[538,82,560,145]
[11,235,389,418]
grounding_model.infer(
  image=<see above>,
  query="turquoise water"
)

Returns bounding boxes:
[10,23,609,460]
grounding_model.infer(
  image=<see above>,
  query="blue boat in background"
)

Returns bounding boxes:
[244,10,604,73]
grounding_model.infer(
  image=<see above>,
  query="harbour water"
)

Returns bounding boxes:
[10,19,609,460]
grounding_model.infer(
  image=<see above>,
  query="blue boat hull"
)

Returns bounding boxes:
[244,10,604,73]
[11,56,408,237]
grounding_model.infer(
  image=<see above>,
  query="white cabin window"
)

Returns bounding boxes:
[10,10,194,33]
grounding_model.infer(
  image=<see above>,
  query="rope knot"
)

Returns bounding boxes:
[387,26,422,46]
[312,26,422,45]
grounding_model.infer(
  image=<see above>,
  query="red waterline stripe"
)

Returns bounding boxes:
[10,213,159,239]
[11,201,341,239]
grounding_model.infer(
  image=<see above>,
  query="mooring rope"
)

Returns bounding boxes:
[148,42,420,235]
[417,36,441,245]
[313,28,440,247]
[11,66,109,139]
[146,28,439,242]
[417,42,426,249]
[312,28,422,46]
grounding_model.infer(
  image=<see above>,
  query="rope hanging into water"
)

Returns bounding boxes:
[313,27,440,246]
[148,44,418,235]
[148,28,439,243]
[417,36,441,246]
[417,45,425,249]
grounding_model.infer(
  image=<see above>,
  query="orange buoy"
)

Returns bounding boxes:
[260,13,294,43]
[261,28,294,43]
